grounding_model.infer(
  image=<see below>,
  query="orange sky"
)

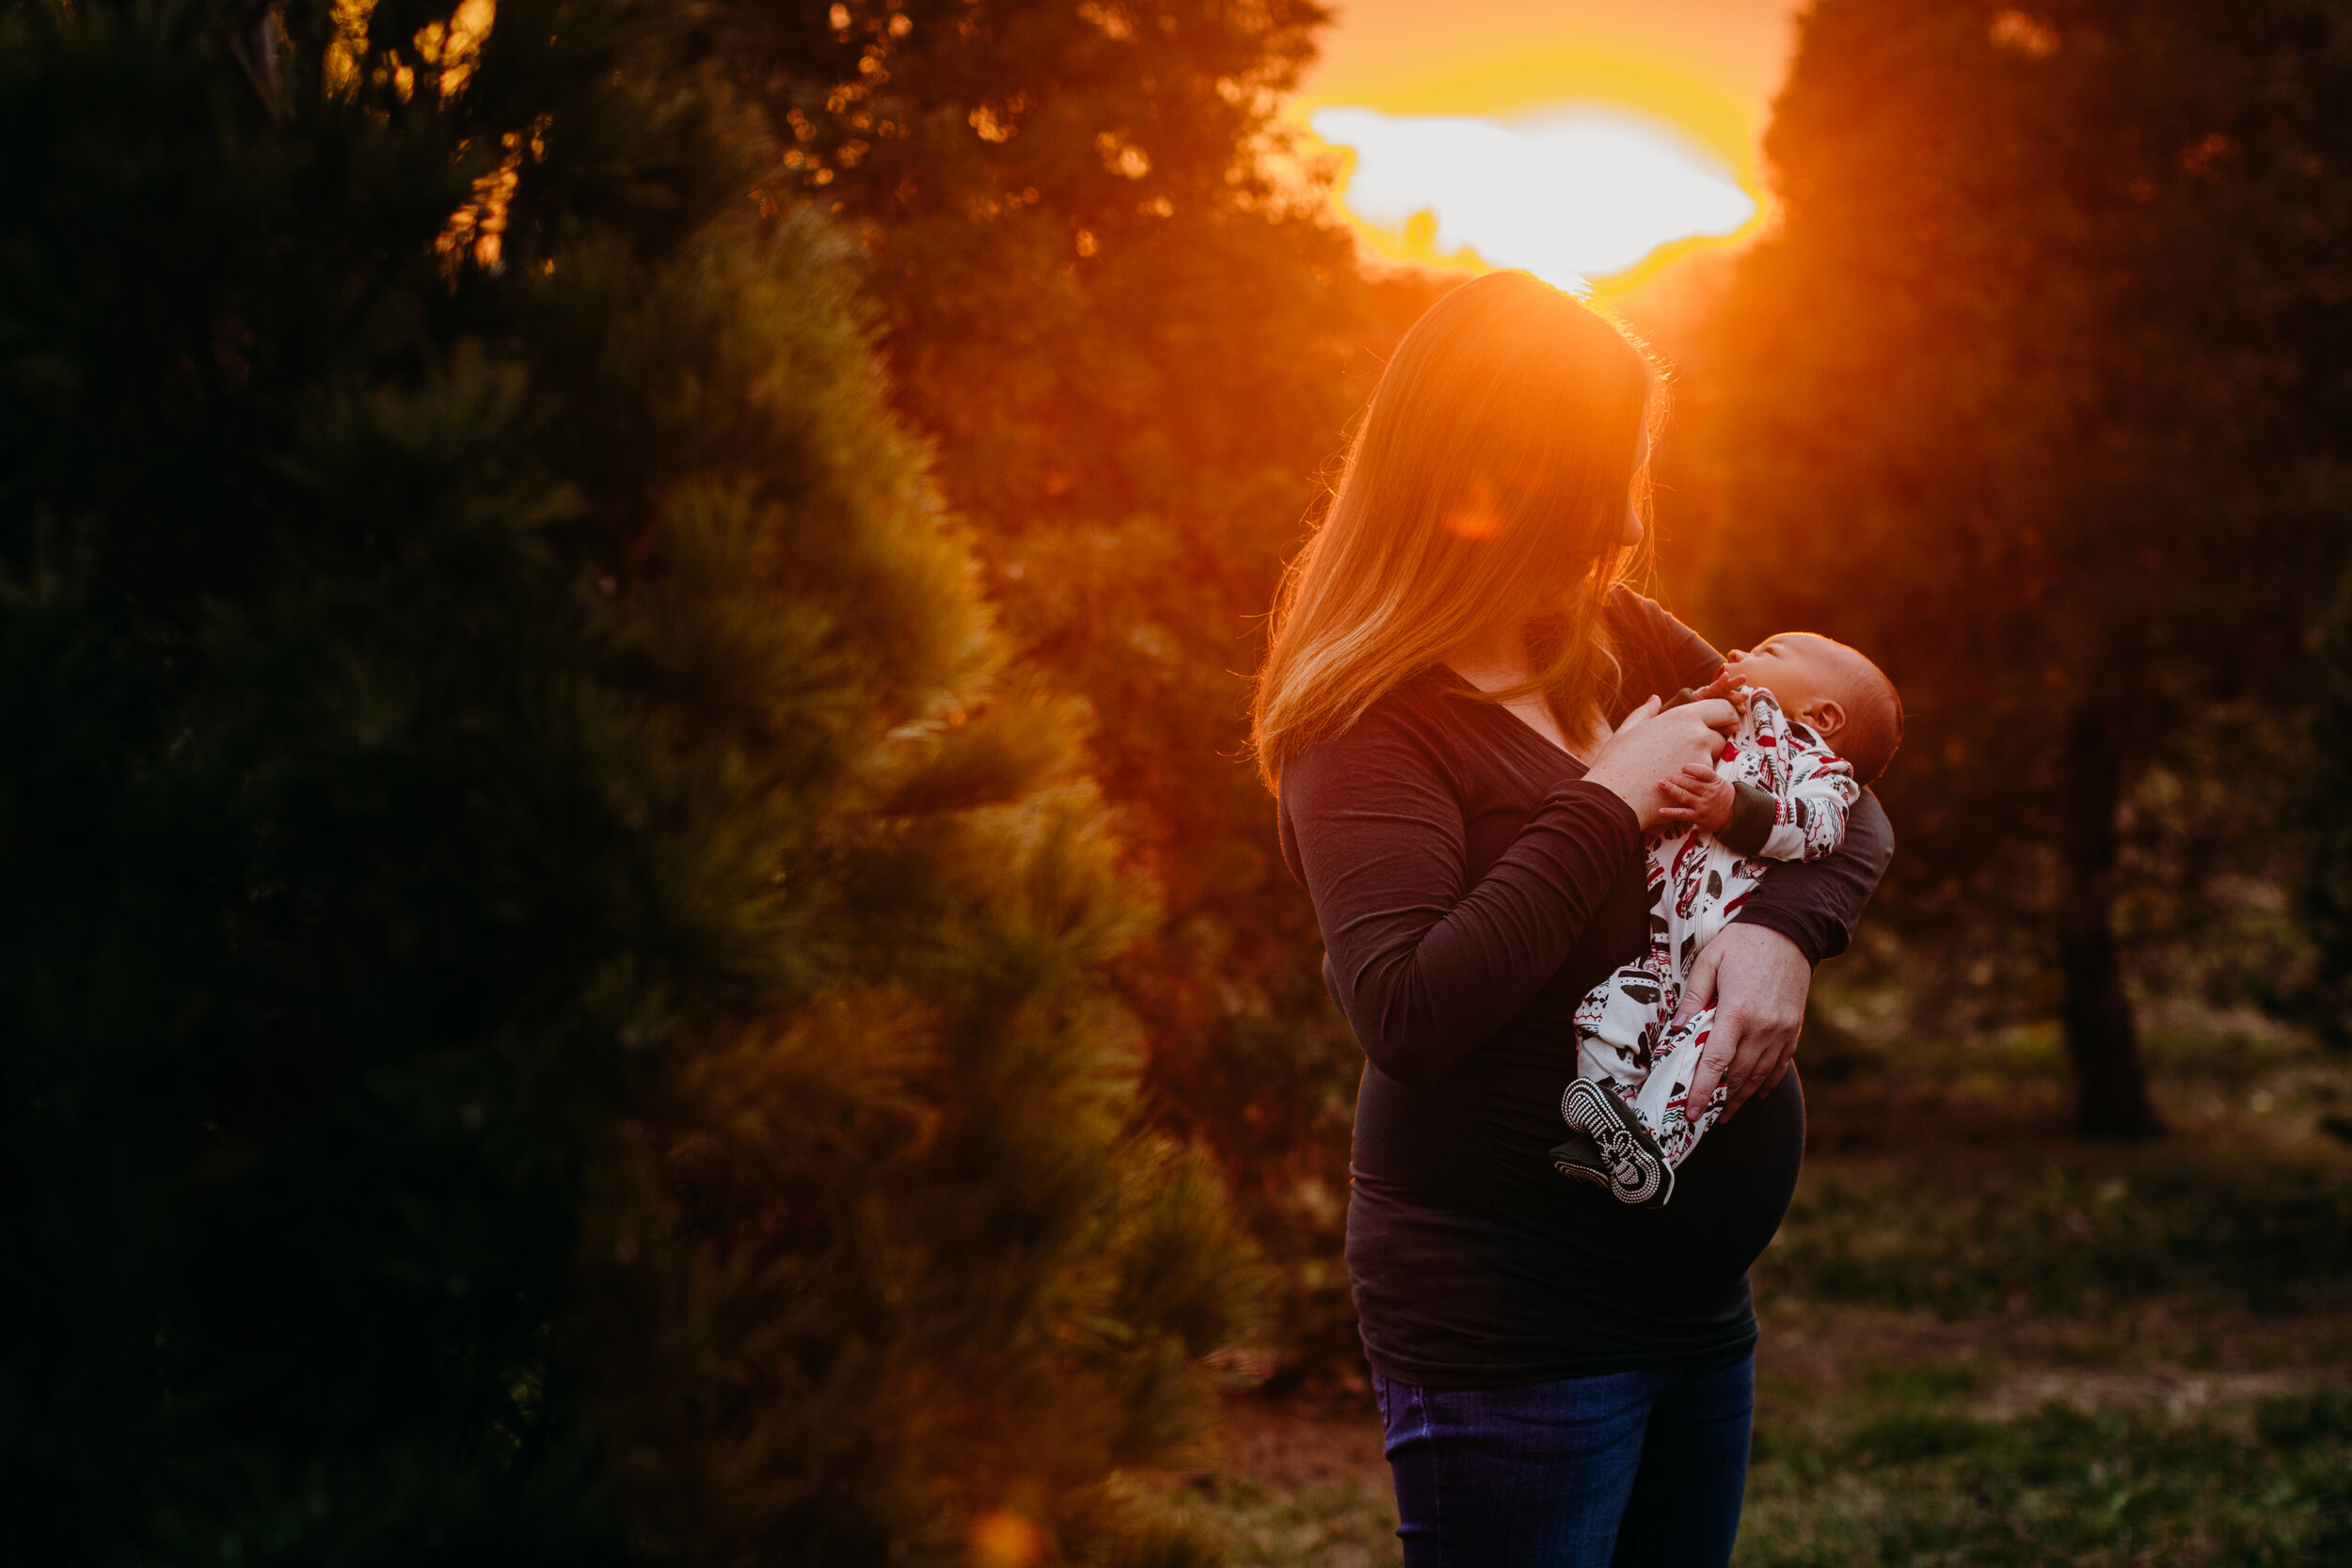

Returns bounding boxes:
[1297,0,1805,172]
[1292,0,1808,283]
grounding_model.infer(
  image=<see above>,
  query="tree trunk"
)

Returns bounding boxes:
[2058,699,2164,1138]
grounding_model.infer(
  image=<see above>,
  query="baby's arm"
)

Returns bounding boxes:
[1728,727,1858,862]
[1656,764,1735,832]
[1764,740,1861,862]
[1657,716,1860,861]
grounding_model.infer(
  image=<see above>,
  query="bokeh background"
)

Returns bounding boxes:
[7,0,2351,1562]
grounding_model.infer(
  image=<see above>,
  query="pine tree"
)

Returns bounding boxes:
[715,0,1449,1370]
[0,0,1253,1558]
[1668,0,2352,1132]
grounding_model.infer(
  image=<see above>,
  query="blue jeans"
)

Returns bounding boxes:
[1374,1349,1755,1567]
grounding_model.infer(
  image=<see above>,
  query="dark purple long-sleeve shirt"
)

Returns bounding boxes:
[1278,591,1893,1386]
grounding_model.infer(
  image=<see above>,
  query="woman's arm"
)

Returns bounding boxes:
[1734,791,1893,958]
[1677,786,1895,1124]
[1282,708,1640,1089]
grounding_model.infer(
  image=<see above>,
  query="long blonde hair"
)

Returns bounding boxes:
[1253,272,1659,789]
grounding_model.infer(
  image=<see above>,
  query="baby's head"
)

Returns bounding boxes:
[1723,633,1902,784]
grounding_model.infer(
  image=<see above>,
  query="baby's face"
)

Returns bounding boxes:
[1722,634,1862,738]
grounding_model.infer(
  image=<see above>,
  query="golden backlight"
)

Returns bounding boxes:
[1291,0,1801,289]
[1310,105,1756,290]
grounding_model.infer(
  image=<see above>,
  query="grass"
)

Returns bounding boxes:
[1740,1382,2352,1566]
[1756,1149,2352,1316]
[1137,1472,1400,1568]
[1771,1016,2352,1318]
[1144,1022,2352,1565]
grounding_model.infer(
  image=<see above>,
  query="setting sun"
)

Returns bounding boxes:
[1290,1,1800,288]
[1309,106,1757,288]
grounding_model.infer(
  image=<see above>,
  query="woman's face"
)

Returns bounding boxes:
[1619,426,1650,547]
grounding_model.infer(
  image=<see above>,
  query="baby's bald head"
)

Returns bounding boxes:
[1722,632,1902,785]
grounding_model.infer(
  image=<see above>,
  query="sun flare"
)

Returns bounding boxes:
[1309,106,1759,289]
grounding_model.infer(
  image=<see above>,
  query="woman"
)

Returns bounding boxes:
[1253,273,1891,1566]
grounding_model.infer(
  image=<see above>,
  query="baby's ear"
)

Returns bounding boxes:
[1806,698,1847,741]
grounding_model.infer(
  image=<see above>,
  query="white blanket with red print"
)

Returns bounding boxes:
[1572,688,1861,1167]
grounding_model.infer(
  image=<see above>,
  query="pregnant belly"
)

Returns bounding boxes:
[1344,1066,1806,1384]
[1632,1062,1807,1281]
[1471,1036,1806,1287]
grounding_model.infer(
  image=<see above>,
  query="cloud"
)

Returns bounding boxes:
[1310,106,1756,285]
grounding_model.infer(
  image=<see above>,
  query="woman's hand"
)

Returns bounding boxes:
[1582,695,1739,828]
[1676,923,1811,1122]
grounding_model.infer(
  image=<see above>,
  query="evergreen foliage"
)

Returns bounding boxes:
[715,0,1448,1368]
[1671,0,2352,1129]
[1,0,1253,1558]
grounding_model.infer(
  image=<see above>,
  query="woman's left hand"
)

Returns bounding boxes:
[1675,923,1811,1122]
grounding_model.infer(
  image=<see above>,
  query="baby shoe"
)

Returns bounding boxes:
[1554,1078,1675,1208]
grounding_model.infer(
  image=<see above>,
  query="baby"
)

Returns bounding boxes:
[1552,633,1902,1207]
